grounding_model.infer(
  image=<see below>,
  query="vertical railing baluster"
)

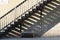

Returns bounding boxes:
[20,5,23,32]
[3,18,4,29]
[0,0,43,32]
[20,5,22,32]
[0,20,2,28]
[1,20,2,29]
[6,16,7,28]
[1,19,2,29]
[15,7,17,20]
[0,20,1,30]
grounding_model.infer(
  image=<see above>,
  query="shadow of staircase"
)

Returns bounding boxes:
[0,0,60,38]
[22,0,60,37]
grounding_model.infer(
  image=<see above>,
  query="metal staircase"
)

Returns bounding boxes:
[0,0,60,39]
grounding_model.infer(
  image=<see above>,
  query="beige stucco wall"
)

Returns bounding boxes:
[0,0,41,17]
[42,23,60,37]
[0,0,24,17]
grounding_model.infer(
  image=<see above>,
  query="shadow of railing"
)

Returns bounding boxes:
[22,0,60,37]
[0,0,60,38]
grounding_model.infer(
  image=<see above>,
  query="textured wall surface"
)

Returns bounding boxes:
[0,0,24,17]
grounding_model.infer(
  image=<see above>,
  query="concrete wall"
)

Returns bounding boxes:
[0,0,24,17]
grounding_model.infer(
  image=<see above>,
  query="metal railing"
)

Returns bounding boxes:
[0,0,43,31]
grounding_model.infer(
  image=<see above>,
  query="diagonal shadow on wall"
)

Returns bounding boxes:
[23,0,60,37]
